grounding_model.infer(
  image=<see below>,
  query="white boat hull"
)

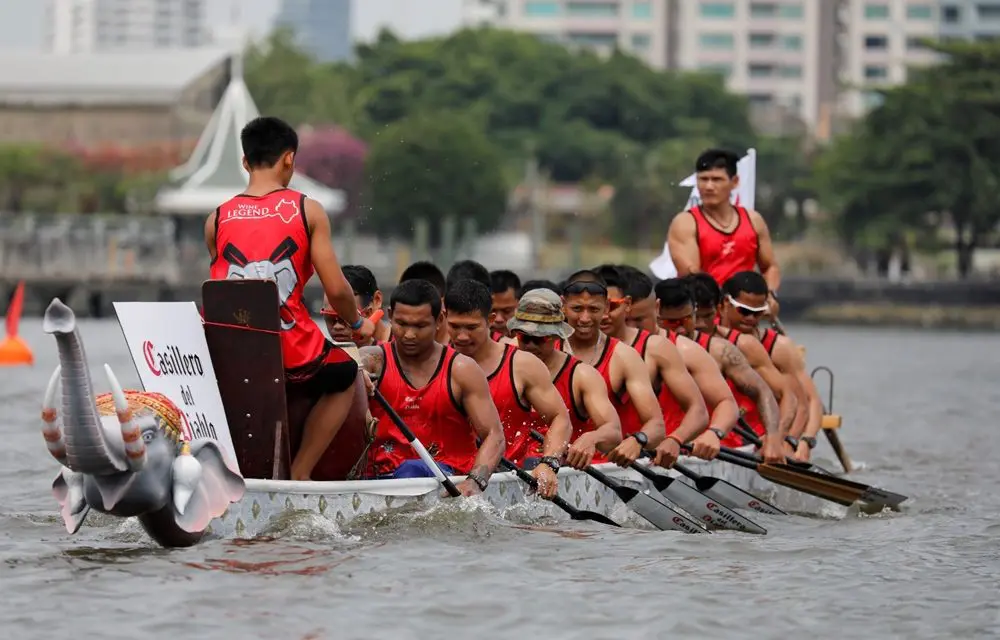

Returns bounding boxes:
[205,448,830,539]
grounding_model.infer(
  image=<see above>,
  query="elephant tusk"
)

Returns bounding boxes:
[172,442,202,516]
[103,364,146,470]
[41,366,68,465]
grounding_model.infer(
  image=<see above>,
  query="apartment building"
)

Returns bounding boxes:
[938,0,1000,41]
[275,0,352,62]
[46,0,208,54]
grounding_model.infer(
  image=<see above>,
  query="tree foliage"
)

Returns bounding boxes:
[296,126,368,219]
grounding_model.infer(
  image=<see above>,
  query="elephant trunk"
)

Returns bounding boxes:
[43,298,127,475]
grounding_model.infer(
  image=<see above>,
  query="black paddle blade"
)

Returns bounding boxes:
[570,509,621,527]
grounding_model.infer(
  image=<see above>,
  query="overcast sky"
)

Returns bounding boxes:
[0,0,463,52]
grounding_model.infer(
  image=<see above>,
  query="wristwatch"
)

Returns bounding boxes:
[538,456,561,473]
[784,436,800,449]
[769,290,780,302]
[627,432,649,447]
[466,471,489,491]
[709,427,726,440]
[801,436,817,450]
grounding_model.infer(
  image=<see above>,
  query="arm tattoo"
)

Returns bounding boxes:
[720,343,781,437]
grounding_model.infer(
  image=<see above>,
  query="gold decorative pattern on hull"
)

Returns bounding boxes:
[284,496,294,511]
[385,495,395,508]
[351,493,362,512]
[318,496,328,515]
[235,518,245,536]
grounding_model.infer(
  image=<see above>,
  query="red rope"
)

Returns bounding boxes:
[201,320,281,335]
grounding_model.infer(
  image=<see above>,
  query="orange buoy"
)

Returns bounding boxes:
[0,281,33,366]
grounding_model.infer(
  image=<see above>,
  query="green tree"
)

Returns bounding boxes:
[365,113,507,240]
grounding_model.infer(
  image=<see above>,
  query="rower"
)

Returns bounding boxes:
[559,270,671,468]
[444,280,570,498]
[655,276,784,464]
[489,269,521,339]
[720,271,824,462]
[399,261,449,344]
[667,148,782,316]
[205,116,375,481]
[507,288,623,469]
[630,274,742,461]
[358,279,505,496]
[686,273,798,447]
[592,265,709,463]
[322,265,390,346]
[614,264,659,334]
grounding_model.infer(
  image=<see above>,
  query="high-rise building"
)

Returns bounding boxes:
[275,0,352,62]
[46,0,208,54]
[938,0,1000,41]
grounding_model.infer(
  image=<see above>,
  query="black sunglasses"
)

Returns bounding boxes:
[563,281,607,296]
[515,332,550,345]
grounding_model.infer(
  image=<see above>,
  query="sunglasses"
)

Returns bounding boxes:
[726,295,768,317]
[608,297,627,311]
[563,281,607,296]
[658,314,690,329]
[515,332,550,345]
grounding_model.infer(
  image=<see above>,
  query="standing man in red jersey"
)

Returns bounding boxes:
[205,116,376,481]
[358,280,505,495]
[667,149,782,316]
[444,280,571,497]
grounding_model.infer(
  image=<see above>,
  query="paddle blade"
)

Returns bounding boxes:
[5,281,24,337]
[755,463,858,506]
[657,477,766,535]
[624,490,707,534]
[691,476,788,516]
[570,509,621,527]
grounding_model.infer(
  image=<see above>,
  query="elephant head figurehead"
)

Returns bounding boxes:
[41,298,245,547]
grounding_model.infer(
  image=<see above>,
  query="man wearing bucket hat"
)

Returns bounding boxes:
[508,288,623,469]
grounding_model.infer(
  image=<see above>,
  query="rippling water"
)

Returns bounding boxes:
[2,320,998,639]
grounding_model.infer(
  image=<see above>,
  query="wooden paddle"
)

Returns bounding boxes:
[499,458,620,527]
[733,419,836,475]
[670,458,787,516]
[716,446,908,510]
[527,431,708,534]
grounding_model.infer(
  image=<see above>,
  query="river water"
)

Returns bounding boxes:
[1,320,998,639]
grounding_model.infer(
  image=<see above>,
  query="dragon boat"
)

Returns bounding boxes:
[37,280,846,546]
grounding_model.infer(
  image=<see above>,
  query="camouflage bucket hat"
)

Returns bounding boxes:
[507,288,574,339]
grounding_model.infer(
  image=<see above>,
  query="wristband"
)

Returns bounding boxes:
[350,316,364,331]
[769,290,780,302]
[666,435,685,448]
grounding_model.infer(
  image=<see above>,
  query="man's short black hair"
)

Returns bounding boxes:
[444,279,493,318]
[342,265,379,304]
[490,270,521,296]
[390,279,442,318]
[685,273,721,309]
[241,116,299,169]
[446,260,491,292]
[592,264,627,292]
[518,279,560,299]
[723,271,769,298]
[617,265,653,300]
[655,278,693,309]
[695,149,740,178]
[563,269,606,287]
[399,261,446,297]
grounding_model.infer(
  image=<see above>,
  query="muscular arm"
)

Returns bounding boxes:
[575,365,622,453]
[614,344,667,447]
[772,339,823,439]
[306,199,362,328]
[667,212,700,276]
[716,341,780,439]
[737,335,797,437]
[452,356,504,478]
[516,352,572,458]
[204,211,218,262]
[750,210,781,293]
[648,336,708,444]
[678,337,739,434]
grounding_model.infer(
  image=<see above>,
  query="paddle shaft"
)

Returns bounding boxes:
[733,420,832,474]
[372,388,462,497]
[499,458,618,526]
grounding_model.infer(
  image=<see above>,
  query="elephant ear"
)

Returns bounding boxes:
[52,468,91,534]
[173,439,246,533]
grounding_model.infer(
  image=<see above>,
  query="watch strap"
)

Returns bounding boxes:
[784,435,799,449]
[802,436,817,449]
[709,427,726,440]
[466,471,489,491]
[538,456,561,472]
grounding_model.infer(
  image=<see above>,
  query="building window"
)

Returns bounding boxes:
[905,36,929,49]
[524,1,561,16]
[631,33,651,48]
[567,32,619,46]
[699,32,735,49]
[632,1,652,18]
[750,3,776,17]
[781,34,803,49]
[978,4,1000,19]
[864,34,889,49]
[700,2,735,18]
[779,64,803,77]
[749,63,775,77]
[748,93,774,106]
[864,65,889,79]
[566,2,619,17]
[699,62,733,77]
[864,3,890,18]
[779,3,804,18]
[906,4,933,19]
[749,32,776,48]
[942,5,960,21]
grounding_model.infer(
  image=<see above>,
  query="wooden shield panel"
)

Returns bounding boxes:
[202,279,290,480]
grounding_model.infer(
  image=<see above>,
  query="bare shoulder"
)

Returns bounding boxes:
[612,340,644,368]
[747,208,769,232]
[574,361,604,388]
[668,209,696,233]
[358,345,385,375]
[513,349,548,381]
[452,352,488,387]
[303,197,328,228]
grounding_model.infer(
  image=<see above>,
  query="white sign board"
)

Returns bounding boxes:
[649,149,757,279]
[114,301,240,474]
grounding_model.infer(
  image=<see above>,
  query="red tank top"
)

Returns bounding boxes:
[658,331,686,435]
[690,205,759,286]
[522,353,593,460]
[759,328,779,356]
[211,188,337,372]
[487,345,539,465]
[721,330,764,445]
[490,330,504,342]
[692,331,749,447]
[370,344,478,475]
[592,337,645,462]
